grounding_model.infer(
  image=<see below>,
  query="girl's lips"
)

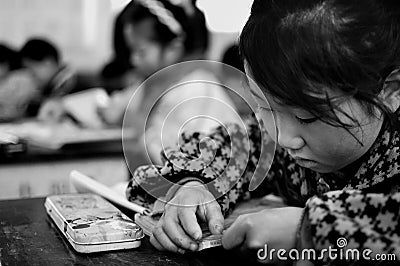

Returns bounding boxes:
[294,158,319,168]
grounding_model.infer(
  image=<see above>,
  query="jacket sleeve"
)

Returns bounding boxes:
[126,114,280,215]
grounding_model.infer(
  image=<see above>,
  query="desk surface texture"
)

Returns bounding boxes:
[0,198,252,266]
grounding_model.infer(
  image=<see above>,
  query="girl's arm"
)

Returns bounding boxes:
[126,114,280,214]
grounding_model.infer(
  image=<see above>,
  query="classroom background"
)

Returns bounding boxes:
[0,0,253,200]
[0,0,251,72]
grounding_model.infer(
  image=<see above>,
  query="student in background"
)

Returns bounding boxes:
[0,44,39,121]
[100,0,138,93]
[20,38,77,119]
[99,0,240,163]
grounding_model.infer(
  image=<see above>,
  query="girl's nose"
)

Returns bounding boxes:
[275,114,305,151]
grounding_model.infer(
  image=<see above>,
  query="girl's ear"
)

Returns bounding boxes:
[379,68,400,112]
[162,38,184,64]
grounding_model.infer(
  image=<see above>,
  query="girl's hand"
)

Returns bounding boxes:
[222,207,304,262]
[150,182,224,253]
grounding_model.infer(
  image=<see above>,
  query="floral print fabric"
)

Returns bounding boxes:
[126,69,400,265]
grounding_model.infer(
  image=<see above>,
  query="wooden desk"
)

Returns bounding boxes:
[0,198,250,266]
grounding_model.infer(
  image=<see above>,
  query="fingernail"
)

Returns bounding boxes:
[190,243,198,252]
[194,232,202,240]
[215,224,223,234]
[177,248,186,254]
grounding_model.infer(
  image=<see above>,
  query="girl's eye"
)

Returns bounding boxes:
[296,116,318,125]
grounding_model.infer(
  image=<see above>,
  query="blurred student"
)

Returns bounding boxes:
[99,0,240,163]
[0,44,39,121]
[20,38,77,120]
[100,0,138,92]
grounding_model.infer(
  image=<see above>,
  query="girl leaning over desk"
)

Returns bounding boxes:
[126,0,400,265]
[100,0,240,164]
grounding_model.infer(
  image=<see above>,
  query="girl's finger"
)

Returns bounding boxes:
[222,217,248,249]
[150,234,165,251]
[152,222,182,253]
[178,206,203,240]
[205,201,224,235]
[163,213,199,251]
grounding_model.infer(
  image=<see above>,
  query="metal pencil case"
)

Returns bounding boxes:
[45,193,144,253]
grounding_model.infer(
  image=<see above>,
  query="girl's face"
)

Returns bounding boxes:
[124,20,164,77]
[124,19,182,78]
[23,59,56,86]
[245,64,384,173]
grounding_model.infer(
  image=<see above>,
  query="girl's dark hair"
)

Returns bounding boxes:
[122,0,208,54]
[239,0,400,135]
[222,44,244,73]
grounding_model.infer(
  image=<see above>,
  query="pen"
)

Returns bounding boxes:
[70,170,151,216]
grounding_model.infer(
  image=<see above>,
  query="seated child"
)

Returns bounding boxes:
[99,0,241,164]
[20,38,77,119]
[125,0,400,264]
[0,44,39,121]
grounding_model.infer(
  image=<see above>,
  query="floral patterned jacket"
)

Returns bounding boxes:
[126,70,400,265]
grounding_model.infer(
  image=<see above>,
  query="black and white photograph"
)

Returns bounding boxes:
[0,0,399,265]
